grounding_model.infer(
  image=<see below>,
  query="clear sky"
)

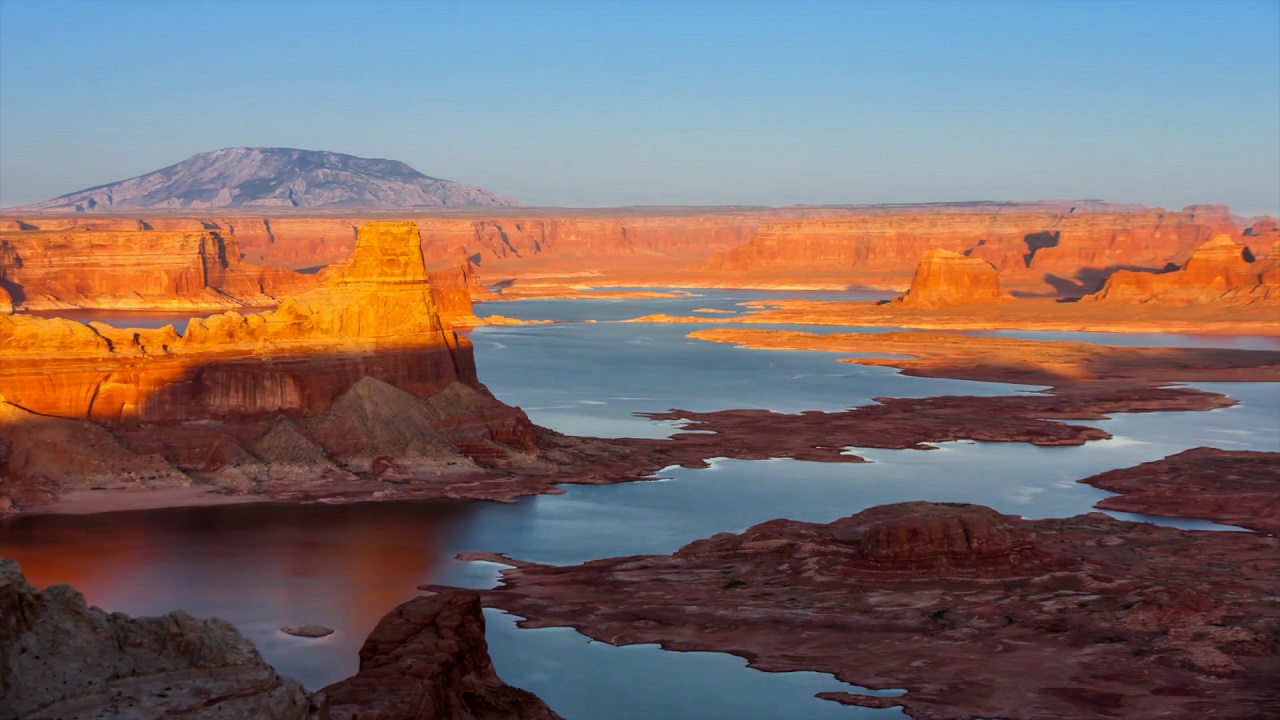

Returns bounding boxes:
[1,0,1277,214]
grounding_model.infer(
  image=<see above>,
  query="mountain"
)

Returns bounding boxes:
[10,147,517,211]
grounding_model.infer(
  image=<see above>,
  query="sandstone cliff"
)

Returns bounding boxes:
[700,206,1249,295]
[0,221,540,511]
[1087,234,1280,305]
[0,227,318,311]
[894,249,1005,307]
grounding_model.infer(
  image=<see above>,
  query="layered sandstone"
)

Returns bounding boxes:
[700,206,1246,295]
[464,500,1280,719]
[0,221,543,512]
[0,227,318,311]
[894,249,1005,307]
[322,590,562,720]
[1087,234,1280,305]
[0,558,311,719]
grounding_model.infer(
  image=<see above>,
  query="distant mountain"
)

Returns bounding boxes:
[10,147,517,211]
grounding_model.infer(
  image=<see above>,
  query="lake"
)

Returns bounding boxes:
[2,290,1277,719]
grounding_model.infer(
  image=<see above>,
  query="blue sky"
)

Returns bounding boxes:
[1,0,1277,214]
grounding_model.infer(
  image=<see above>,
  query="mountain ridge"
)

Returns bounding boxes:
[9,147,517,212]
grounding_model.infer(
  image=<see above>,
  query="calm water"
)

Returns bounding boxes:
[2,291,1277,719]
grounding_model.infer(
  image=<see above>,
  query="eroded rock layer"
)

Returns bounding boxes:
[700,205,1264,295]
[1087,234,1280,305]
[0,227,318,310]
[0,221,541,512]
[463,500,1280,720]
[894,248,1005,307]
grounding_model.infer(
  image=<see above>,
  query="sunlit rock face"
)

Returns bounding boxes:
[0,221,539,511]
[8,147,516,212]
[0,221,477,423]
[0,227,319,311]
[699,205,1252,295]
[1087,234,1280,306]
[894,248,1005,308]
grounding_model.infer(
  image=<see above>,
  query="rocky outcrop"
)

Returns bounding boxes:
[894,249,1004,307]
[0,221,544,512]
[1087,234,1279,305]
[1080,447,1280,533]
[0,227,319,311]
[9,147,516,212]
[0,284,10,314]
[466,500,1280,720]
[0,558,311,720]
[0,561,560,720]
[322,590,562,720]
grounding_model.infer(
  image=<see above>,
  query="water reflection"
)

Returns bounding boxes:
[0,500,465,690]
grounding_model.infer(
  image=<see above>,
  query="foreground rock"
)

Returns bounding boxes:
[0,560,559,720]
[322,591,562,720]
[460,501,1280,720]
[1080,447,1280,534]
[0,558,311,719]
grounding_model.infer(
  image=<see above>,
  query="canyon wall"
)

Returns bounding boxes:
[4,203,1274,303]
[1086,235,1280,306]
[0,226,319,310]
[0,221,539,511]
[700,205,1272,295]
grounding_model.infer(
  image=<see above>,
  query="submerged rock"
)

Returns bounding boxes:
[281,624,335,638]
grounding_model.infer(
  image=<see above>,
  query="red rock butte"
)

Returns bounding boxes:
[894,249,1005,307]
[0,221,544,511]
[1087,234,1280,306]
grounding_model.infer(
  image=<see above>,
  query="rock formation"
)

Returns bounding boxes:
[1087,234,1280,305]
[893,248,1005,307]
[1080,447,1280,533]
[464,500,1280,719]
[0,560,560,720]
[8,147,516,212]
[0,221,543,512]
[0,227,318,311]
[700,206,1252,295]
[0,558,311,719]
[322,590,562,720]
[4,202,1264,302]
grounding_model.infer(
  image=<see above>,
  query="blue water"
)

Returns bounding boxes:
[2,291,1276,719]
